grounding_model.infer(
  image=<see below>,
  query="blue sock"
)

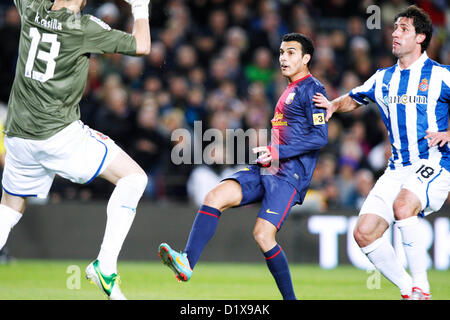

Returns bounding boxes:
[184,205,221,269]
[263,244,296,300]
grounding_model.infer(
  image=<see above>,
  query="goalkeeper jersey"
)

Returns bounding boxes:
[6,0,137,140]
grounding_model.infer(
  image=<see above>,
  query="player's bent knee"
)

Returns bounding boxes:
[353,224,378,248]
[122,172,148,188]
[203,181,241,212]
[253,230,266,246]
[203,189,223,209]
[393,189,422,220]
[117,173,148,201]
[253,220,277,251]
[253,230,276,252]
[393,200,415,221]
[353,214,389,248]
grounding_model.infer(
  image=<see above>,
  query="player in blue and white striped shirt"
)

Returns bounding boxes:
[313,5,449,300]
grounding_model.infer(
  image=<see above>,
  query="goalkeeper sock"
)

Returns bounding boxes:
[184,205,221,269]
[263,244,296,300]
[97,173,147,275]
[0,204,22,250]
[396,216,430,293]
[361,236,412,296]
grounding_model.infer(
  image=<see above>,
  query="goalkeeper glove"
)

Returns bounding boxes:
[124,0,150,20]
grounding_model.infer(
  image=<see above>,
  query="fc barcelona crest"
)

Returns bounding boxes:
[418,78,429,92]
[285,92,296,104]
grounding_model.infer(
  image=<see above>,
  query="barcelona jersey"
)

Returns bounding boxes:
[269,74,328,203]
[224,74,328,228]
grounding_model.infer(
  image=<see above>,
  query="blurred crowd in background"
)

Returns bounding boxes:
[0,0,448,212]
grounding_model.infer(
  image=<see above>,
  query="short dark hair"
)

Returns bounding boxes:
[394,5,433,53]
[281,33,314,67]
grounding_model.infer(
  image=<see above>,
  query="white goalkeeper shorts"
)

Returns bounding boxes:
[2,120,120,198]
[359,158,450,224]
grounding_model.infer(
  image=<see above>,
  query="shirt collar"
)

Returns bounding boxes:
[397,51,428,71]
[288,73,311,87]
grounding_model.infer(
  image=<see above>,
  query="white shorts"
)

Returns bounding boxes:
[359,158,450,224]
[2,121,120,198]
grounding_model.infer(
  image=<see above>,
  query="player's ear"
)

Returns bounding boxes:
[302,53,311,66]
[415,33,426,45]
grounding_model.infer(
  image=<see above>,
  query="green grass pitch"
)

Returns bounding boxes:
[0,260,449,300]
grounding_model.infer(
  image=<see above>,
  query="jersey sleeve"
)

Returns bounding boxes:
[273,84,328,160]
[349,71,378,105]
[80,15,137,56]
[14,0,28,16]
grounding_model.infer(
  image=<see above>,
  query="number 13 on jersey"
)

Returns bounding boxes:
[25,27,60,83]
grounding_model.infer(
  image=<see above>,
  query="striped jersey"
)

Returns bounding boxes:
[349,52,450,171]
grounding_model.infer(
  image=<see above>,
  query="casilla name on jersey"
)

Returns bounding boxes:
[35,12,62,31]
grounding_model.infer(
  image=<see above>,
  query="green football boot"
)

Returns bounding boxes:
[85,260,126,300]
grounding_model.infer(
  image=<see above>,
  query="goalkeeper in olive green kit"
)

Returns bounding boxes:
[0,0,151,300]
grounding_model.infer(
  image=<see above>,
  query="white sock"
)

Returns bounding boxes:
[361,236,412,296]
[0,204,22,250]
[97,173,147,275]
[396,216,430,293]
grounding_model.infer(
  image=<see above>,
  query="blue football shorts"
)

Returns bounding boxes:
[222,165,300,230]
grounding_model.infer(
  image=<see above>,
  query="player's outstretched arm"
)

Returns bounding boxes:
[133,19,151,55]
[125,0,151,55]
[312,93,360,121]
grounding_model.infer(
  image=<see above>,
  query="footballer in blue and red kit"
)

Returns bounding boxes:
[159,33,328,300]
[224,73,328,230]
